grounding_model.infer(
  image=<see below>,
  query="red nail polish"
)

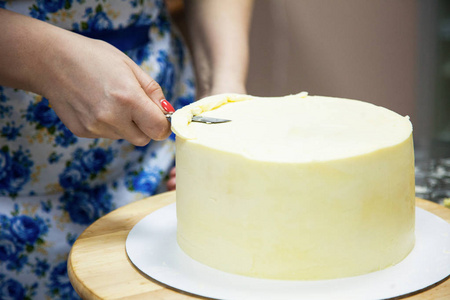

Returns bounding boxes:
[160,99,175,113]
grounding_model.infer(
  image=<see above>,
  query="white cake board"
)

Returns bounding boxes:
[126,203,450,300]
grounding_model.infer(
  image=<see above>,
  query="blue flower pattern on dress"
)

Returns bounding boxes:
[47,261,79,300]
[157,50,176,102]
[0,146,34,198]
[0,87,13,119]
[124,166,162,194]
[0,206,50,275]
[0,0,195,299]
[83,5,113,32]
[26,97,78,148]
[30,0,71,20]
[0,275,33,300]
[1,122,23,141]
[59,147,114,224]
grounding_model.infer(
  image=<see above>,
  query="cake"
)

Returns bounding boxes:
[171,92,415,280]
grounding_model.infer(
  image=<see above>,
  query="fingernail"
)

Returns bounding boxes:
[160,99,175,113]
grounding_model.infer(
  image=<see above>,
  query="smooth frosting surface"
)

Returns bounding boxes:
[174,93,415,280]
[171,93,412,163]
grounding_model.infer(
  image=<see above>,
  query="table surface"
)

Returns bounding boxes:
[68,192,450,300]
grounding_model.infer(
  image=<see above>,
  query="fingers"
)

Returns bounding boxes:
[114,121,152,146]
[167,166,176,191]
[80,82,170,144]
[84,122,151,147]
[131,88,172,141]
[169,166,176,177]
[66,109,151,146]
[167,177,176,191]
[130,61,168,112]
[127,61,173,141]
[53,92,157,145]
[92,89,167,144]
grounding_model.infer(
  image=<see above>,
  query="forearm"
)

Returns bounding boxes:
[0,8,61,95]
[184,0,254,97]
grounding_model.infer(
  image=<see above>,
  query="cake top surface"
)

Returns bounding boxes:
[171,93,413,163]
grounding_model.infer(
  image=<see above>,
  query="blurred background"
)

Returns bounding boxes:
[247,0,449,205]
[169,0,450,205]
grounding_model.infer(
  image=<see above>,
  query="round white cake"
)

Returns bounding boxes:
[171,92,415,280]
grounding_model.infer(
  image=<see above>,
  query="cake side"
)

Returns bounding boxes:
[174,93,415,280]
[176,135,415,280]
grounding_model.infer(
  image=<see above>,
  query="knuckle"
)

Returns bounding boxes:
[117,94,135,107]
[79,115,105,137]
[144,79,162,94]
[107,84,136,106]
[110,89,134,107]
[93,110,112,124]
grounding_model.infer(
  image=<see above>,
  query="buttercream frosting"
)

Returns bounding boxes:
[173,93,415,280]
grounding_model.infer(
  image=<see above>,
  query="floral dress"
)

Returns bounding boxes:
[0,1,195,299]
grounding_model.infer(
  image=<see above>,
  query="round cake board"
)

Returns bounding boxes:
[126,203,450,300]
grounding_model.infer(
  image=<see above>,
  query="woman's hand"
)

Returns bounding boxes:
[0,9,170,146]
[40,33,170,146]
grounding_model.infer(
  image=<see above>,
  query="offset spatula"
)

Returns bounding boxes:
[165,113,231,124]
[161,99,231,124]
